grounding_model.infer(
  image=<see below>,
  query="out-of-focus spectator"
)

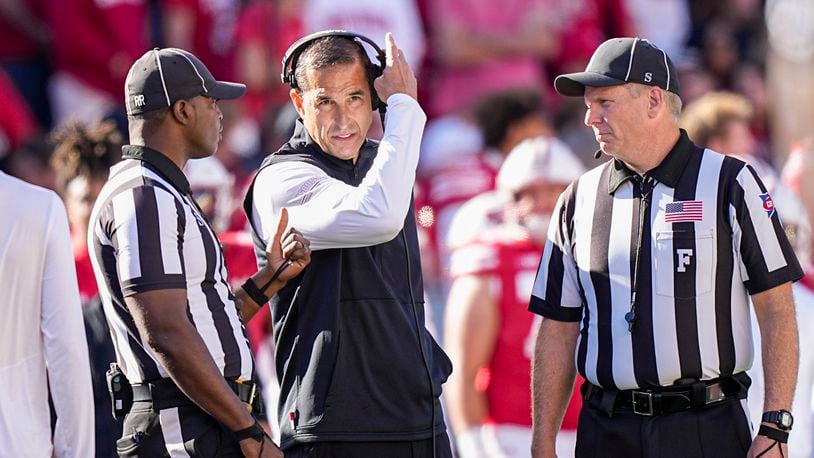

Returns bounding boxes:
[426,0,633,117]
[445,136,585,457]
[625,0,690,60]
[0,169,94,457]
[0,68,38,161]
[50,120,122,302]
[418,88,552,335]
[675,57,718,105]
[185,155,236,234]
[303,0,425,71]
[235,0,303,122]
[765,0,814,163]
[49,119,123,457]
[0,0,51,127]
[681,91,757,158]
[4,136,55,190]
[732,63,772,162]
[163,0,240,80]
[472,88,553,160]
[426,0,560,117]
[47,0,148,125]
[783,139,814,266]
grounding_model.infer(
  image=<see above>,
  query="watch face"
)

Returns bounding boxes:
[781,411,794,428]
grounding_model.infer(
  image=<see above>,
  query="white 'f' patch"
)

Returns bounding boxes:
[676,248,693,272]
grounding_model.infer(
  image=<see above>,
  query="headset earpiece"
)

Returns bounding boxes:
[281,30,387,112]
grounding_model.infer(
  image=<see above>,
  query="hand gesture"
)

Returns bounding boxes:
[265,208,311,284]
[373,32,418,102]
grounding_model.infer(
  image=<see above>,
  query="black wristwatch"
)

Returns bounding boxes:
[762,410,794,431]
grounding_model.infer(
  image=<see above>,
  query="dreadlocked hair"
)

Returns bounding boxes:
[49,119,123,194]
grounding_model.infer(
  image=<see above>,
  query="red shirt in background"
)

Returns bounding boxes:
[47,0,148,98]
[0,70,36,153]
[234,0,302,120]
[450,227,583,429]
[163,0,240,80]
[0,0,47,61]
[74,245,99,305]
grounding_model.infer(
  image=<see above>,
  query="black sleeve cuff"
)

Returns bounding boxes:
[745,266,804,296]
[529,295,583,322]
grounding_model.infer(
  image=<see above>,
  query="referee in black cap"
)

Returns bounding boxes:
[88,48,311,457]
[529,38,801,458]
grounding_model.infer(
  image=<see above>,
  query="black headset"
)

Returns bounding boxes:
[281,30,387,113]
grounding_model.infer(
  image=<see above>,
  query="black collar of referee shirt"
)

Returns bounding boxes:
[121,145,191,195]
[607,129,693,194]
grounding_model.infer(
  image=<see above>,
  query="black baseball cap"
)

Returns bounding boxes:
[554,37,680,97]
[125,48,246,115]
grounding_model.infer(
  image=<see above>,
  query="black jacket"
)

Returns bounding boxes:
[244,120,452,449]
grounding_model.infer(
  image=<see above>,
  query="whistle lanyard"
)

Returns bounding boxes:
[626,175,655,332]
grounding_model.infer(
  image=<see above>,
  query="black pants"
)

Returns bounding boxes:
[284,433,453,458]
[116,400,244,457]
[576,399,753,458]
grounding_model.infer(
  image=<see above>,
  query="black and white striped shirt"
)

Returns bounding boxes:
[530,131,802,390]
[88,145,253,384]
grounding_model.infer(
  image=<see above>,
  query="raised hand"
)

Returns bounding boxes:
[373,32,418,102]
[265,208,311,284]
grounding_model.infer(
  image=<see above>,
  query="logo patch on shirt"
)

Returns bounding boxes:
[760,193,775,218]
[665,200,703,223]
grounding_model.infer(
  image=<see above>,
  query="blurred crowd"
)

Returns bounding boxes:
[4,0,814,456]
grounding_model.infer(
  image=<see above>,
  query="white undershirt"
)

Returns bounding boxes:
[251,93,427,250]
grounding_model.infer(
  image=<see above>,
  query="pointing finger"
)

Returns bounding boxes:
[385,32,396,66]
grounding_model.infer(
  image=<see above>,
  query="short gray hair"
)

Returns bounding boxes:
[626,83,682,121]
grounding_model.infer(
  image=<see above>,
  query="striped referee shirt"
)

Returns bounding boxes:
[88,145,253,384]
[530,130,802,391]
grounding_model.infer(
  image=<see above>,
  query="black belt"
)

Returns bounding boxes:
[583,372,750,417]
[132,378,260,412]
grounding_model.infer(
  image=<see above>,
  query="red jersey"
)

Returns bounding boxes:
[417,152,501,278]
[164,0,239,80]
[0,0,46,61]
[48,0,147,98]
[450,226,583,429]
[74,245,99,305]
[234,1,303,120]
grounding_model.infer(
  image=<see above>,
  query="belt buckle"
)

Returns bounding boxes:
[705,383,725,404]
[632,391,654,416]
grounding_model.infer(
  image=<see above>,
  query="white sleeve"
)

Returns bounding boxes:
[41,194,94,458]
[252,93,426,250]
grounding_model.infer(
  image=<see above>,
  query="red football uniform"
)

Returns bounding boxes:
[418,152,501,279]
[450,226,583,429]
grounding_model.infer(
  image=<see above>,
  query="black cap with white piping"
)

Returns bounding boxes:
[124,48,246,115]
[554,37,680,97]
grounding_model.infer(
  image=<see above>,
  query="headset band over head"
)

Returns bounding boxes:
[280,30,387,112]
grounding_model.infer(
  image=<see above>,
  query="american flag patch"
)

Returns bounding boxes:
[665,200,703,223]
